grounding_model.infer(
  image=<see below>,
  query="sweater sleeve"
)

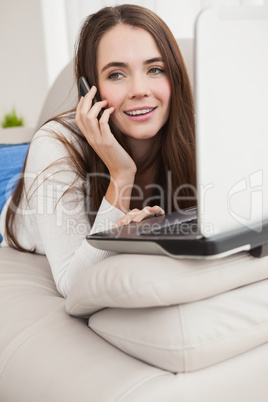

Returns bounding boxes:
[15,122,125,297]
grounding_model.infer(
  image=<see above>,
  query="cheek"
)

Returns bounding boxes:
[99,85,122,110]
[160,81,172,108]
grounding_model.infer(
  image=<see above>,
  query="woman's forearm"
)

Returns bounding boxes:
[105,173,135,213]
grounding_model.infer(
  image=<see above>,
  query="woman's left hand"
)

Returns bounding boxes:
[114,205,165,227]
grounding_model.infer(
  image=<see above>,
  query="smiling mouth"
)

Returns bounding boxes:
[124,107,156,116]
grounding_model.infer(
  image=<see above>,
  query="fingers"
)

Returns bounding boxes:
[75,87,115,148]
[76,86,97,122]
[98,106,114,126]
[114,206,165,227]
[76,86,107,129]
[132,206,165,222]
[75,88,135,180]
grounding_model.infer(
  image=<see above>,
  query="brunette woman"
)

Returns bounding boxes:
[0,5,195,297]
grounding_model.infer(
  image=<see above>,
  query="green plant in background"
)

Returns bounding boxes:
[1,108,24,128]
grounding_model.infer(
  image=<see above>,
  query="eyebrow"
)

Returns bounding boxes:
[100,57,164,73]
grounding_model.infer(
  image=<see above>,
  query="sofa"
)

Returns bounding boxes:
[1,38,268,402]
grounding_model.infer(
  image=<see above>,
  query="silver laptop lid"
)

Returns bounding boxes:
[195,5,268,238]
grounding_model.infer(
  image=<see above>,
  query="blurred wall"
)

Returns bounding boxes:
[0,0,48,128]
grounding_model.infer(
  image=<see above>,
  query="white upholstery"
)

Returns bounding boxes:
[36,61,78,130]
[88,279,268,372]
[66,252,268,315]
[1,247,268,401]
[0,126,35,144]
[65,252,268,372]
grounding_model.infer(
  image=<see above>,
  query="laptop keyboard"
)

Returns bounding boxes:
[140,218,199,237]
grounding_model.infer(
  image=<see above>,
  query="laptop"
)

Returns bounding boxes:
[86,5,268,259]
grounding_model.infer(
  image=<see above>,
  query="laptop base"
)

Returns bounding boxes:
[87,222,268,259]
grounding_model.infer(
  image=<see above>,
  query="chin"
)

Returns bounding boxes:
[123,127,161,141]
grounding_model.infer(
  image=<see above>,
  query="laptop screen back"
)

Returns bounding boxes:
[195,6,268,238]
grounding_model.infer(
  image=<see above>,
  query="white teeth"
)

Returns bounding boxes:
[126,108,153,116]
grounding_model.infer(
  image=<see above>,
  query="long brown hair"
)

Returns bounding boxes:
[5,4,196,252]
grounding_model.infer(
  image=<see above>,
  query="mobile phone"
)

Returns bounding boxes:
[79,76,92,98]
[79,76,104,118]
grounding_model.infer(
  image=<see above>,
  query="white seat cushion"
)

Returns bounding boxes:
[66,252,268,316]
[88,279,268,373]
[66,252,268,372]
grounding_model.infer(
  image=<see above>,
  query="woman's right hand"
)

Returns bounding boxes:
[75,86,136,179]
[75,86,137,212]
[114,205,165,227]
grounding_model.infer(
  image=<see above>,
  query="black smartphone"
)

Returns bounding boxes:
[79,76,92,98]
[79,76,104,118]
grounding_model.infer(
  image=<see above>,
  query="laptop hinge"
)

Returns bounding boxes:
[249,243,268,258]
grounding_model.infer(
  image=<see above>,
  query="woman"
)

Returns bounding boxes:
[0,5,196,297]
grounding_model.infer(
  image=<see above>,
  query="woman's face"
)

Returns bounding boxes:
[97,24,171,141]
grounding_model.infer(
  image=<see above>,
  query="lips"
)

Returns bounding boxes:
[124,107,156,116]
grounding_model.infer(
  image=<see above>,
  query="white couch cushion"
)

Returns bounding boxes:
[88,279,268,373]
[66,252,268,316]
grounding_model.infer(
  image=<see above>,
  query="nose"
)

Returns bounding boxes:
[128,75,151,99]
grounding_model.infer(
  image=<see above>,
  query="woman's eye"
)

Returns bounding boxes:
[108,72,123,80]
[149,67,164,75]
